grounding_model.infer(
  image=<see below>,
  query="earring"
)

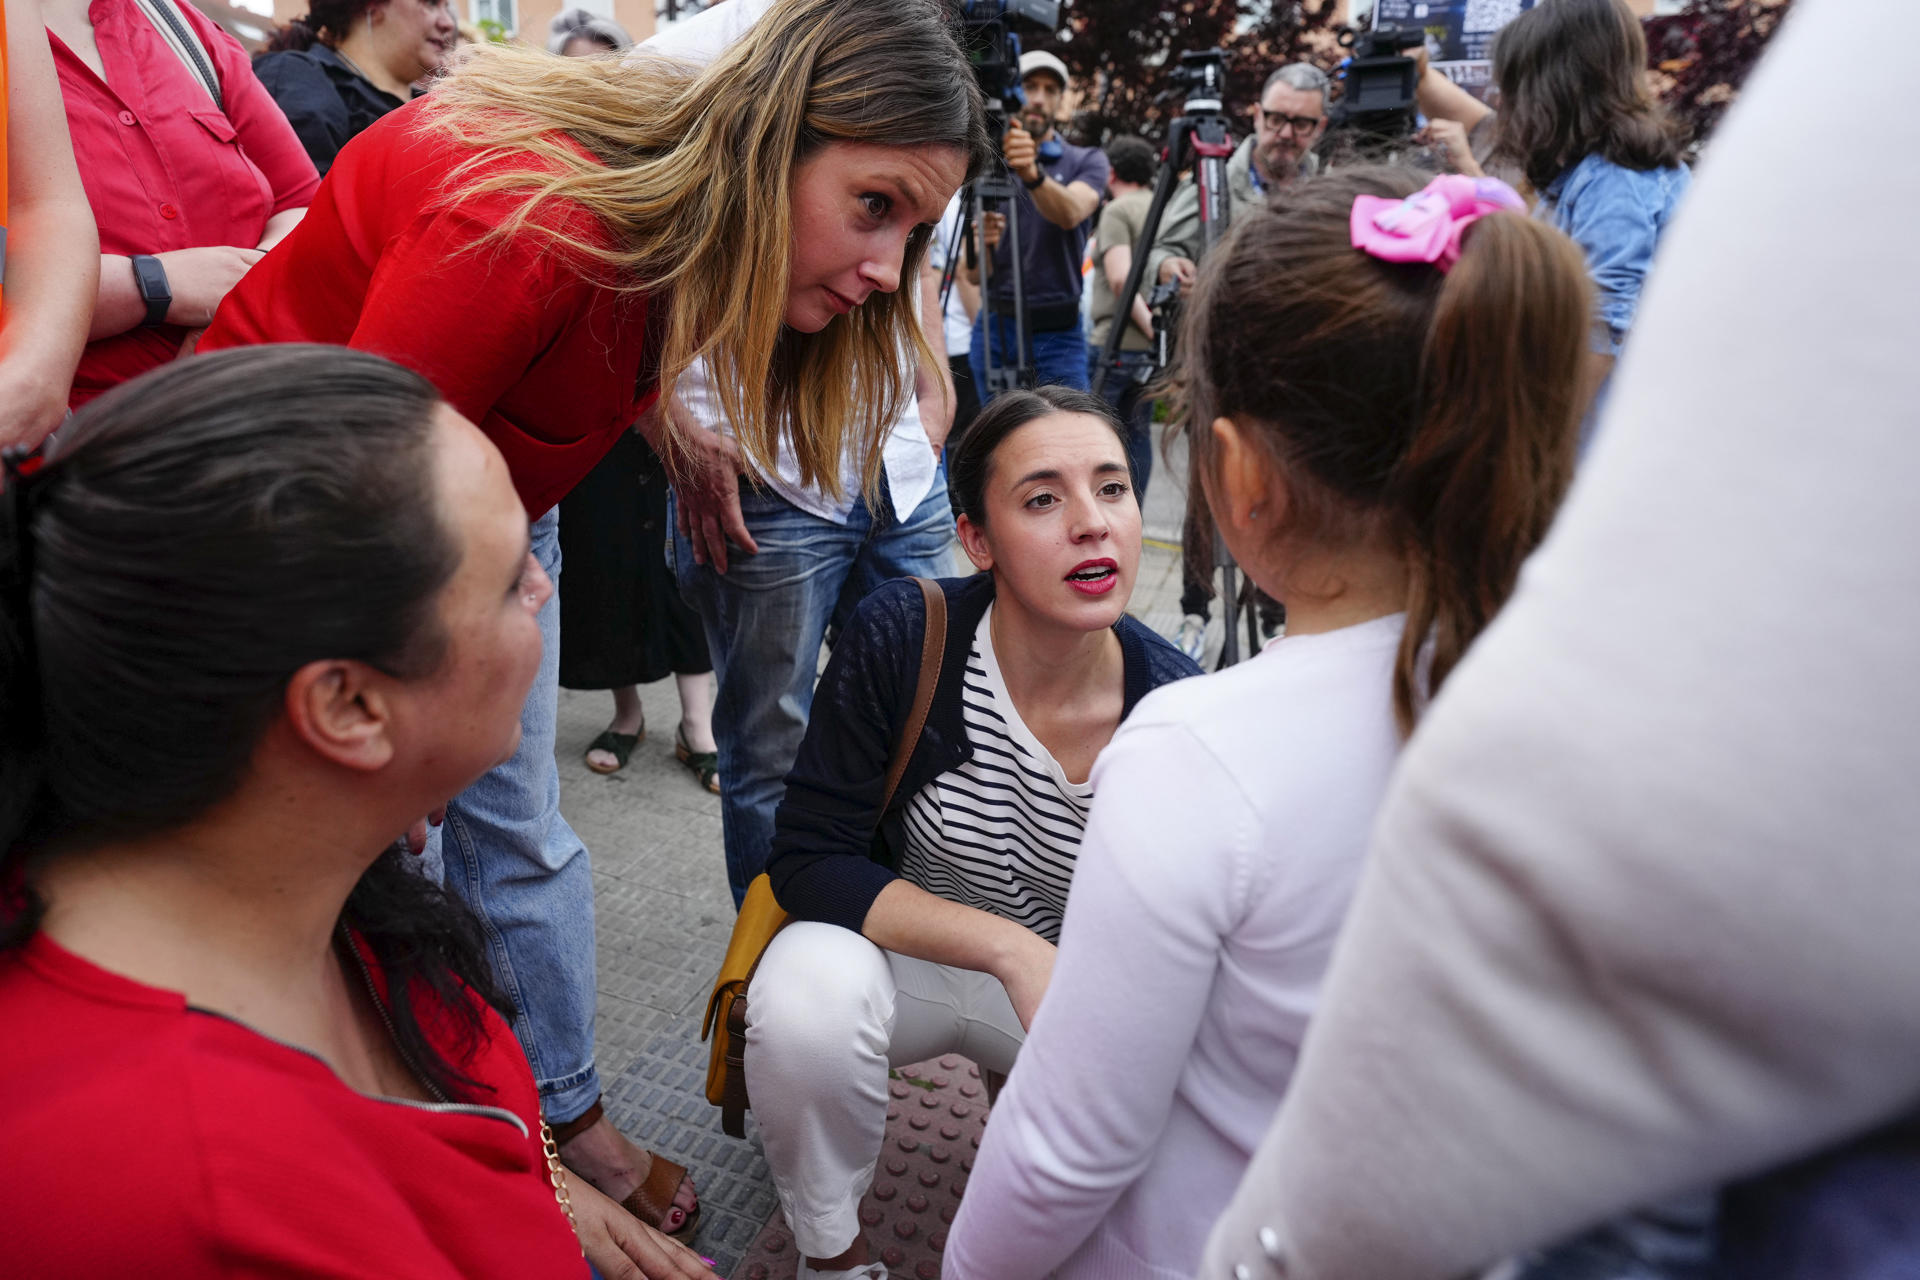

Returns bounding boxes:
[1248,504,1264,521]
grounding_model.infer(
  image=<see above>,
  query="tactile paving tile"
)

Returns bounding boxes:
[729,1056,992,1280]
[599,1025,783,1274]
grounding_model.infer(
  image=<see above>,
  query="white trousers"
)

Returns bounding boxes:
[744,920,1027,1257]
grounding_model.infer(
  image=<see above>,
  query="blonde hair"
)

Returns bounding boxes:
[426,0,989,496]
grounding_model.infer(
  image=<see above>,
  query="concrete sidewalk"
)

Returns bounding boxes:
[562,429,1225,1272]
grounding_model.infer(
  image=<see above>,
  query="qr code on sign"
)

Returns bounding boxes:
[1463,0,1523,33]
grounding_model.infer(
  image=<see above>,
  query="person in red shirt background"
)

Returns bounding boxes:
[199,0,988,1246]
[42,0,316,407]
[0,346,712,1279]
[0,0,97,449]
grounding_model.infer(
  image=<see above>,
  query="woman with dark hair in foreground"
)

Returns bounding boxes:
[0,348,711,1280]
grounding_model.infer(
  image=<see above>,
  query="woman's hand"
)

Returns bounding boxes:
[0,361,71,452]
[1420,118,1485,178]
[992,926,1059,1031]
[570,1179,716,1280]
[862,881,1058,1028]
[155,245,265,328]
[671,424,759,574]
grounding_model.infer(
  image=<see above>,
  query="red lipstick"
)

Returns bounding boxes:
[1065,558,1119,597]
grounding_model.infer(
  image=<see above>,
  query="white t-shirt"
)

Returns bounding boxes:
[930,194,973,357]
[636,0,769,58]
[899,606,1092,943]
[946,613,1407,1280]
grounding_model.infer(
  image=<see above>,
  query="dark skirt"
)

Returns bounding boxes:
[557,431,712,690]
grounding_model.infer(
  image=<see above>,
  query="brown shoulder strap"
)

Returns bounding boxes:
[879,577,947,812]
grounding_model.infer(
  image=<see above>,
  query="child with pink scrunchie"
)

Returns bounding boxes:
[943,169,1595,1280]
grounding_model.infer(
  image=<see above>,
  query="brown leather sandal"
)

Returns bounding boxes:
[549,1100,701,1240]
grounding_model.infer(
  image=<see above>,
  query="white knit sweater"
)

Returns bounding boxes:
[946,615,1406,1279]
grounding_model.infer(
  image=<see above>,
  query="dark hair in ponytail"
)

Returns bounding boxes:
[948,385,1130,527]
[0,346,511,1101]
[263,0,386,53]
[1178,167,1591,731]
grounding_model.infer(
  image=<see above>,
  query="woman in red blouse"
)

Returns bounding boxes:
[198,0,989,1245]
[42,0,318,406]
[0,346,712,1279]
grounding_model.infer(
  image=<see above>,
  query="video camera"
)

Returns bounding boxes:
[1328,24,1426,143]
[1166,48,1229,106]
[950,0,1062,125]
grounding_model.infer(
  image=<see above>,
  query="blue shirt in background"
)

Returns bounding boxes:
[985,136,1110,313]
[1540,152,1691,358]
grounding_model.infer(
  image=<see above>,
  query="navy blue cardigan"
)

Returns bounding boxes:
[765,572,1203,931]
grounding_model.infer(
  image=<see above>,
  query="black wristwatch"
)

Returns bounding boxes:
[1021,169,1046,191]
[130,254,172,328]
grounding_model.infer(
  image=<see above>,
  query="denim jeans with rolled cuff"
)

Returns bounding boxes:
[424,507,603,1126]
[670,470,956,906]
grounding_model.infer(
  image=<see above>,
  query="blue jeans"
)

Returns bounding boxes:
[671,471,956,905]
[1090,348,1157,498]
[428,507,601,1125]
[968,314,1090,396]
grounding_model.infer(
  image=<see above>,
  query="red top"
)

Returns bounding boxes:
[52,0,320,406]
[201,100,661,517]
[0,930,588,1279]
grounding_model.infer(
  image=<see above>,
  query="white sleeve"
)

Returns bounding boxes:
[634,0,774,61]
[944,719,1252,1279]
[1202,2,1920,1277]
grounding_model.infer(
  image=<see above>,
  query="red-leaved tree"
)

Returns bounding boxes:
[1645,0,1792,156]
[1041,1,1343,141]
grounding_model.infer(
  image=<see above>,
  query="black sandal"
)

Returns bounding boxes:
[585,728,640,775]
[675,726,720,795]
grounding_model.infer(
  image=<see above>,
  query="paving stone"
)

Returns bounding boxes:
[726,1058,992,1280]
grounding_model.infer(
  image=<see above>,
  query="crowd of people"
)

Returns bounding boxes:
[3,0,1913,1278]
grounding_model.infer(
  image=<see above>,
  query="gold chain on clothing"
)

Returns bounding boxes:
[540,1119,584,1253]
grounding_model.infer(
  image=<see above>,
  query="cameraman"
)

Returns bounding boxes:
[1144,63,1328,297]
[970,49,1109,392]
[1150,62,1321,661]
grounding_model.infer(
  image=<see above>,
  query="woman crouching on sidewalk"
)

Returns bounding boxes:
[744,386,1200,1280]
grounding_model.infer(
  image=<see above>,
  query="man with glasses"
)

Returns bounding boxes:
[1147,63,1327,663]
[1144,62,1328,300]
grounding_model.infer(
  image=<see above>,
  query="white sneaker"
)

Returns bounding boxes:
[795,1259,888,1280]
[1175,613,1208,663]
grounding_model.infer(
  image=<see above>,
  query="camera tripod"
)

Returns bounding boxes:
[1089,53,1256,668]
[939,130,1038,395]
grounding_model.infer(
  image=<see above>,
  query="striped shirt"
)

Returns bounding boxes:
[898,606,1094,943]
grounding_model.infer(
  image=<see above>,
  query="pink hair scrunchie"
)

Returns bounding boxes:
[1350,174,1528,273]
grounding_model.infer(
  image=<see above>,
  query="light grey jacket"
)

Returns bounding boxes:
[1203,3,1920,1275]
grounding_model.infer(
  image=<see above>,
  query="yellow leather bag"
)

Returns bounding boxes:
[701,577,948,1138]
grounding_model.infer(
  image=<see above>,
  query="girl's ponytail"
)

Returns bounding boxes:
[1390,212,1591,730]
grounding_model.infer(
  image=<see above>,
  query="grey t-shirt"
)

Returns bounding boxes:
[985,136,1110,313]
[1088,189,1155,352]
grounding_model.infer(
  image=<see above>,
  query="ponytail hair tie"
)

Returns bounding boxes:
[1351,174,1527,273]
